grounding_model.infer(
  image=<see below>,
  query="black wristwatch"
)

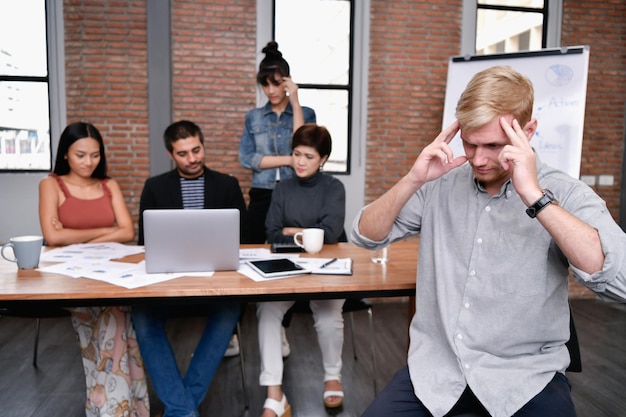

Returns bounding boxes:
[526,189,558,218]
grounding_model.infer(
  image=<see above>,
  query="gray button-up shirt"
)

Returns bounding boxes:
[351,160,626,417]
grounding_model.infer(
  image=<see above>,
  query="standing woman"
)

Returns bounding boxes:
[38,122,149,417]
[239,41,316,243]
[259,124,346,417]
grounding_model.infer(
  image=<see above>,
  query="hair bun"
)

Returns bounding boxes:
[262,41,282,58]
[257,41,290,81]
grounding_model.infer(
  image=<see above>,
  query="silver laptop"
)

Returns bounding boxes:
[143,208,240,274]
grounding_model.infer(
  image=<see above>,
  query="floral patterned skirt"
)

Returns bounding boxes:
[70,306,149,417]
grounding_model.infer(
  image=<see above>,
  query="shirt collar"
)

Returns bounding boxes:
[262,100,293,117]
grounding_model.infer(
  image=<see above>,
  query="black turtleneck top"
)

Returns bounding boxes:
[265,171,346,244]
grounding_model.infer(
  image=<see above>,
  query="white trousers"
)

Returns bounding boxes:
[257,299,345,386]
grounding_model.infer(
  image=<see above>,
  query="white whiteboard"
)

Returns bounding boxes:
[442,46,590,179]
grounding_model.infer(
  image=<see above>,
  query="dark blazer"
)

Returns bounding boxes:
[137,167,247,245]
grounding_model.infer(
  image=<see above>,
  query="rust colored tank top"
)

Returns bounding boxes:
[52,174,116,229]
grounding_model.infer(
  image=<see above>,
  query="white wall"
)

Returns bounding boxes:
[0,173,46,243]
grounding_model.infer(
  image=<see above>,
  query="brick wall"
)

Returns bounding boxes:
[367,0,463,198]
[64,0,149,218]
[559,0,626,297]
[170,0,256,195]
[562,0,626,220]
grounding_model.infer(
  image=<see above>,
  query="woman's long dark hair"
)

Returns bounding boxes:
[53,122,108,179]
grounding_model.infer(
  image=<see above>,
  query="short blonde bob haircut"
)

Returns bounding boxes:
[455,65,534,133]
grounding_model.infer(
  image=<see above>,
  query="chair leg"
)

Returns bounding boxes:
[33,318,41,367]
[349,311,358,360]
[236,322,249,410]
[348,305,377,395]
[367,307,377,395]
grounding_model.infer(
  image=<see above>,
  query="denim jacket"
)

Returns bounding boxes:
[239,101,316,189]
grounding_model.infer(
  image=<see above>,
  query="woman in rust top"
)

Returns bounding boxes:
[38,122,148,417]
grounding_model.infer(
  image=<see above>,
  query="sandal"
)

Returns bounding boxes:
[323,380,344,409]
[263,394,291,417]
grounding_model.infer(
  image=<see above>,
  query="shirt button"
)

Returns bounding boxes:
[469,270,476,276]
[464,363,470,369]
[476,238,483,244]
[485,206,491,212]
[464,303,470,309]
[457,333,463,340]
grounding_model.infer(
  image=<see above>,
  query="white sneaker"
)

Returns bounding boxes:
[224,334,240,357]
[282,327,291,358]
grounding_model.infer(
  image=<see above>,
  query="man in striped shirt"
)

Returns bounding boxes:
[134,120,246,417]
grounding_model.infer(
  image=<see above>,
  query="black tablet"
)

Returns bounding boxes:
[246,258,311,278]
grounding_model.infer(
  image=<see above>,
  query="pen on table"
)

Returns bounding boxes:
[319,258,338,269]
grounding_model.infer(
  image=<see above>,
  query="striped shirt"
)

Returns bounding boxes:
[180,175,204,209]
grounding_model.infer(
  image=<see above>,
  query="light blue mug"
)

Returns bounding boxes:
[1,235,43,269]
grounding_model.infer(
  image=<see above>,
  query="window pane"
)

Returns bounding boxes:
[275,0,350,85]
[0,81,51,170]
[478,0,543,7]
[476,9,543,54]
[0,0,48,76]
[298,88,348,172]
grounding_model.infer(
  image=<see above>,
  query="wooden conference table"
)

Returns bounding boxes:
[0,240,419,308]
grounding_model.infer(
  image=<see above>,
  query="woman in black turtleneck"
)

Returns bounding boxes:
[264,129,345,244]
[258,124,346,417]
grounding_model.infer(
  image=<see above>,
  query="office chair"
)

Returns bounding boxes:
[281,297,378,394]
[565,308,582,372]
[234,321,249,411]
[342,297,377,394]
[0,306,71,367]
[332,232,377,391]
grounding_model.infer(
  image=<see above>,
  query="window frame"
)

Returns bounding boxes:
[0,0,65,173]
[270,0,355,175]
[461,0,562,55]
[47,0,67,165]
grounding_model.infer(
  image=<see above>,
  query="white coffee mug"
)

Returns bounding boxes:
[1,235,44,269]
[293,228,325,254]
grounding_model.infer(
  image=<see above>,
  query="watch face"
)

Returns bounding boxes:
[526,206,538,217]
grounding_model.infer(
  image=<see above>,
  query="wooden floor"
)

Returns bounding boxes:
[0,298,624,417]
